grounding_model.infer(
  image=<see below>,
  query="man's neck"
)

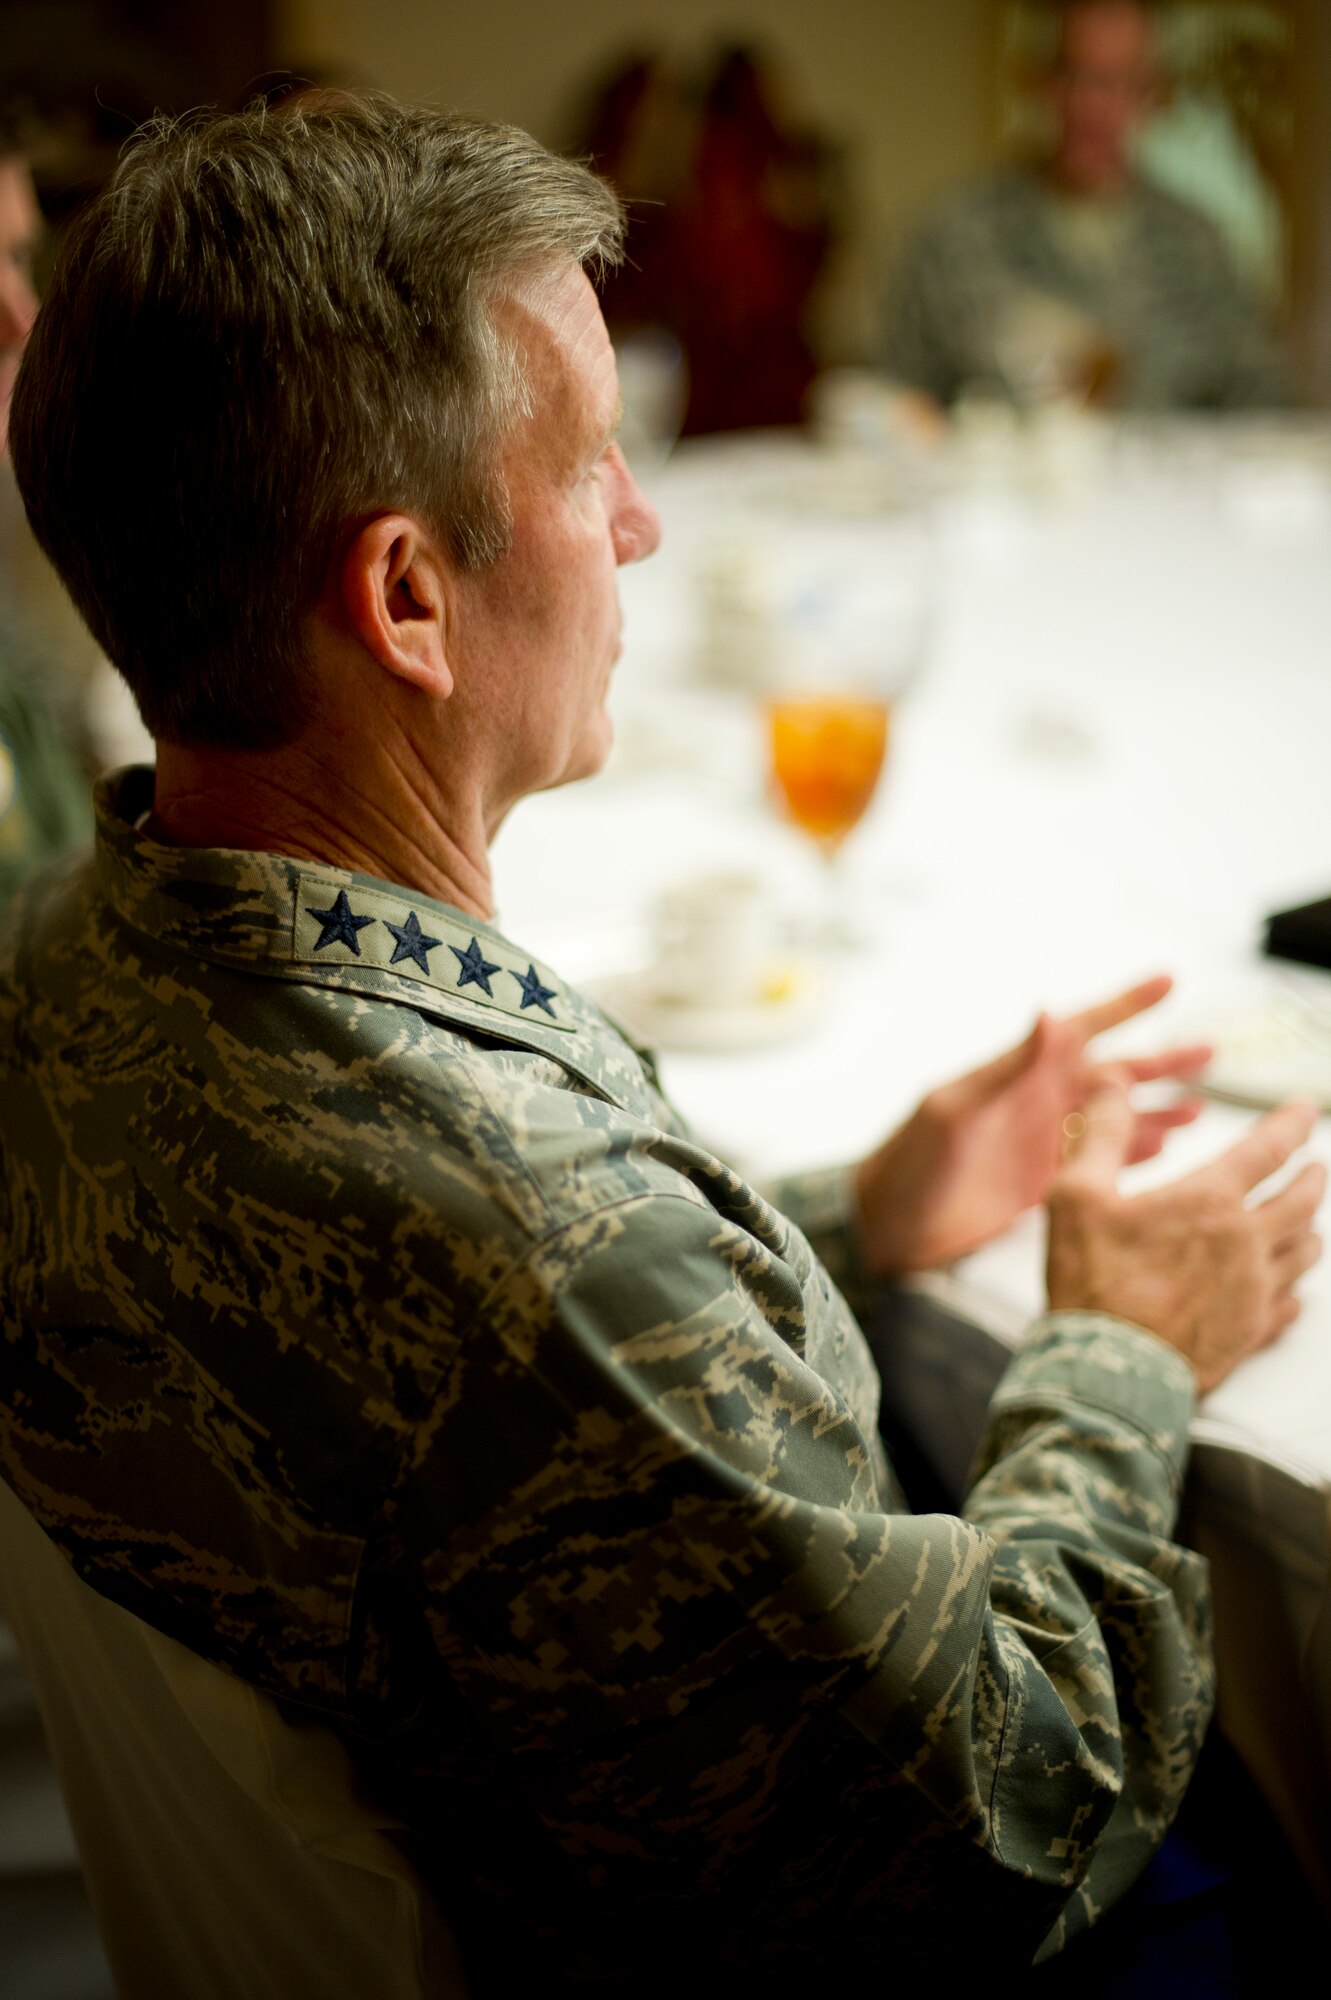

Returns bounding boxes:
[1047,158,1132,202]
[149,734,497,920]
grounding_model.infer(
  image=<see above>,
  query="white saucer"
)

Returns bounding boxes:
[592,961,826,1054]
[1187,989,1331,1113]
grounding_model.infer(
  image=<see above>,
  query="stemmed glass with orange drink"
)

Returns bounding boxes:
[767,686,893,950]
[768,694,891,858]
[763,525,930,947]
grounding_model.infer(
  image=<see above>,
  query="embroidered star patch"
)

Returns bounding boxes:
[309,889,376,956]
[384,909,443,975]
[513,963,559,1017]
[291,874,577,1033]
[450,934,503,996]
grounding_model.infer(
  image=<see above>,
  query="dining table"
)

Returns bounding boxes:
[490,409,1331,1904]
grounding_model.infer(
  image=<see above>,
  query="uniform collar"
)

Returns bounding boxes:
[94,766,648,1106]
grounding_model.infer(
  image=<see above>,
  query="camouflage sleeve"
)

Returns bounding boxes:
[964,1310,1211,1955]
[760,1157,862,1292]
[880,220,968,405]
[1174,208,1293,410]
[387,1189,1210,1968]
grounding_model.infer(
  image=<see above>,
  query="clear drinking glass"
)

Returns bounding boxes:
[763,517,932,947]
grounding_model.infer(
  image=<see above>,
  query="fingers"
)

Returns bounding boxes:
[1053,1069,1135,1190]
[1256,1179,1324,1356]
[1067,974,1173,1043]
[1201,1100,1321,1198]
[1271,1229,1322,1294]
[1117,1044,1213,1085]
[1255,1292,1303,1353]
[1272,1293,1304,1335]
[1257,1159,1328,1245]
[939,1012,1050,1111]
[1125,1097,1206,1164]
[1215,1236,1316,1377]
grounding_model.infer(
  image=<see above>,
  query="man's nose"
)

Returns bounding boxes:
[610,448,662,566]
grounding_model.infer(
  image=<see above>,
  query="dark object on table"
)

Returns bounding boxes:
[1264,894,1331,970]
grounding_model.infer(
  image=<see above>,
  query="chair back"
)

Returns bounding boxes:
[0,1475,469,1999]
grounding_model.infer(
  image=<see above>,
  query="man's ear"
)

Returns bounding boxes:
[339,515,454,700]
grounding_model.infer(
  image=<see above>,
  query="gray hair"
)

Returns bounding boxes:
[10,95,624,748]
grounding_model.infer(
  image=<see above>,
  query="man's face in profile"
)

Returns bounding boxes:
[1048,1,1158,194]
[0,156,39,454]
[449,266,660,814]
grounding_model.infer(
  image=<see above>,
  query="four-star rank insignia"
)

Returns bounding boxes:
[309,889,376,956]
[295,875,569,1031]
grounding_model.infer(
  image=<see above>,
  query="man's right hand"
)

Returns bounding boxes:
[1046,1078,1325,1394]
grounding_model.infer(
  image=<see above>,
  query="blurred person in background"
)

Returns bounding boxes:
[576,43,840,437]
[575,50,685,338]
[672,45,838,434]
[0,106,90,913]
[882,0,1290,412]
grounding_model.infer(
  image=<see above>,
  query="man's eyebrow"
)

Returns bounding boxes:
[595,395,624,455]
[566,395,623,475]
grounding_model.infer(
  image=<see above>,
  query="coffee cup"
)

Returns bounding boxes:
[652,873,775,1011]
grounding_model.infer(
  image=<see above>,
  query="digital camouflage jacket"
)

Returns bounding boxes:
[883,165,1289,412]
[0,767,1212,1988]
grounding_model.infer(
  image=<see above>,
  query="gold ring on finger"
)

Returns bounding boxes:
[1060,1111,1087,1160]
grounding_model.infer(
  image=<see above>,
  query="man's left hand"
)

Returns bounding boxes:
[852,974,1211,1276]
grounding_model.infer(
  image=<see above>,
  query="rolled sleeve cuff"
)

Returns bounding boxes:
[992,1311,1197,1487]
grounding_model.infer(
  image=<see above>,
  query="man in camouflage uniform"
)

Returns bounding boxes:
[883,0,1289,411]
[1,97,1323,1990]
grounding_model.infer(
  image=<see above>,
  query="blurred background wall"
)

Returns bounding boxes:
[275,0,1005,362]
[276,0,1330,398]
[1,0,1328,391]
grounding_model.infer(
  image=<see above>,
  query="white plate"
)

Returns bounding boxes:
[592,962,826,1054]
[1187,989,1331,1113]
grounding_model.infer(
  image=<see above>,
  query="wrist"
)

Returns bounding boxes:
[852,1139,915,1277]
